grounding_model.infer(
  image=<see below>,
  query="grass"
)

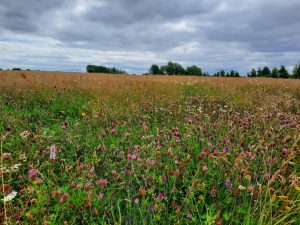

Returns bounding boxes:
[0,71,299,224]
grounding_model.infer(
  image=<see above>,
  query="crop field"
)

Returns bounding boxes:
[0,70,299,224]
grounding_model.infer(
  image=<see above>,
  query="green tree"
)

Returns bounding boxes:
[165,61,185,75]
[234,71,240,77]
[261,66,271,77]
[220,70,225,77]
[292,63,300,79]
[229,70,235,77]
[248,68,257,77]
[257,67,262,77]
[271,67,278,78]
[186,65,202,76]
[278,65,289,78]
[149,64,161,75]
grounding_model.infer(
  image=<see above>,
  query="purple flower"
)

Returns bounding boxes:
[225,181,233,189]
[147,206,154,212]
[162,176,167,182]
[28,169,37,180]
[158,192,164,199]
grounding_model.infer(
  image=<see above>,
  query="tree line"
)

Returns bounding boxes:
[86,65,127,74]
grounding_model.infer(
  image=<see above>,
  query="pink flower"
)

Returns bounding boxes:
[172,186,177,191]
[85,181,91,190]
[162,176,167,182]
[111,128,117,134]
[158,192,164,199]
[96,179,108,187]
[98,192,104,200]
[28,169,37,180]
[134,198,139,204]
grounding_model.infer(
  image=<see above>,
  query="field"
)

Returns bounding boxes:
[0,70,299,224]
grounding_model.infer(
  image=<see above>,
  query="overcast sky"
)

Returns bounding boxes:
[0,0,299,74]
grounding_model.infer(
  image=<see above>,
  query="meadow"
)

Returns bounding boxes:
[0,70,299,224]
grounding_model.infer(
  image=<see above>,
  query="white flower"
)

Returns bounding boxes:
[238,185,246,191]
[2,191,17,202]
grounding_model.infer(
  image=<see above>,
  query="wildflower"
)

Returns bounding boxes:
[215,220,222,225]
[134,198,139,204]
[111,128,117,134]
[33,178,43,185]
[70,181,76,189]
[238,185,246,190]
[282,148,289,155]
[172,186,177,191]
[158,192,164,199]
[147,206,154,212]
[54,189,62,198]
[225,181,233,189]
[98,192,104,200]
[81,112,86,117]
[187,213,192,219]
[2,184,12,194]
[96,179,108,187]
[138,188,147,196]
[295,186,300,192]
[50,145,57,160]
[85,181,91,190]
[28,169,37,180]
[2,191,17,202]
[20,130,30,139]
[209,187,217,197]
[161,176,167,182]
[60,192,69,204]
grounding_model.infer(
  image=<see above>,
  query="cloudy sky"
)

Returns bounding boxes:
[0,0,299,74]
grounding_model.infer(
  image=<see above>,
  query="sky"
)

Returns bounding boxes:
[0,0,299,74]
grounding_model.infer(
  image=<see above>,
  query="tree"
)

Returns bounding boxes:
[278,65,289,78]
[186,65,202,76]
[292,63,300,79]
[234,71,240,77]
[149,64,161,75]
[248,68,257,77]
[165,61,185,75]
[271,67,278,78]
[229,70,235,77]
[257,67,262,77]
[86,65,126,74]
[12,68,21,70]
[261,66,271,77]
[218,70,224,77]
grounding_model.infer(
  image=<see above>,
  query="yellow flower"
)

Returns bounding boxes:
[295,186,300,192]
[81,112,86,117]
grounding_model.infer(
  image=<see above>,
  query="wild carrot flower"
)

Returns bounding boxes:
[2,191,17,202]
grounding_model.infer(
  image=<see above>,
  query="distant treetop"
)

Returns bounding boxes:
[86,65,127,74]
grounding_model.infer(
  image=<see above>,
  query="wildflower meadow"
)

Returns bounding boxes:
[0,71,299,224]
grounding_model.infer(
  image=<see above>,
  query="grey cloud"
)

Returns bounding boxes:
[0,0,299,74]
